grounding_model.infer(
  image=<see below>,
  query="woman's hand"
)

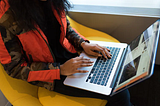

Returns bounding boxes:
[60,56,93,76]
[81,42,112,59]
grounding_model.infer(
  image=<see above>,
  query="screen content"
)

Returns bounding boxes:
[113,21,159,92]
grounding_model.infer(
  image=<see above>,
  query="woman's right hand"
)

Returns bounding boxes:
[60,56,93,76]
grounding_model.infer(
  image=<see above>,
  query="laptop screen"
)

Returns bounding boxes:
[112,20,160,94]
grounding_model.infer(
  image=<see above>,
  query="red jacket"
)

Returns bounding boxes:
[0,0,87,89]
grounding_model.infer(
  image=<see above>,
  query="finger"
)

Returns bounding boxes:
[104,49,112,59]
[104,47,111,54]
[95,45,107,56]
[75,70,89,74]
[106,47,110,52]
[104,47,112,57]
[72,57,93,69]
[88,50,102,57]
[75,62,93,69]
[95,45,108,59]
[97,45,112,59]
[73,56,84,60]
[78,58,94,63]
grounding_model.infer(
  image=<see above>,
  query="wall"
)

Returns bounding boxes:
[69,0,160,8]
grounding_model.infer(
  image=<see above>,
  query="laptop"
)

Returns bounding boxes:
[64,20,160,96]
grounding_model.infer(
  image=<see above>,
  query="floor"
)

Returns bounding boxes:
[129,64,160,106]
[0,90,12,106]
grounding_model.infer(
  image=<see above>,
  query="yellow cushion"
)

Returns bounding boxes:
[38,87,107,106]
[11,96,42,106]
[67,16,120,43]
[0,64,41,106]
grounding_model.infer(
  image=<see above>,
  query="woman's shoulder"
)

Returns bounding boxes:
[0,0,10,19]
[0,0,16,29]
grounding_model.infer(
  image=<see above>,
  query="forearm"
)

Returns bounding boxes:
[2,60,61,82]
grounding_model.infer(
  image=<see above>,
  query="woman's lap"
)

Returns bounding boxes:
[54,75,132,106]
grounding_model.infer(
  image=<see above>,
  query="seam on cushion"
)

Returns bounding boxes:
[11,95,43,106]
[100,100,108,106]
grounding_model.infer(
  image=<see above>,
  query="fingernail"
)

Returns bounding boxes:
[87,63,92,66]
[98,54,102,57]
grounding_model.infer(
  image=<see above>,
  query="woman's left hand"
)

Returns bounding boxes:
[81,42,112,59]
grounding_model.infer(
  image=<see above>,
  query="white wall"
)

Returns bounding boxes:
[69,0,160,18]
[69,0,160,8]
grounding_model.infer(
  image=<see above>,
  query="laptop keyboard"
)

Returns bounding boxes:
[86,47,120,86]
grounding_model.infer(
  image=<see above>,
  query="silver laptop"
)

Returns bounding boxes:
[64,20,160,96]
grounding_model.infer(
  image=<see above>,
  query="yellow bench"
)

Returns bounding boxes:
[0,17,119,106]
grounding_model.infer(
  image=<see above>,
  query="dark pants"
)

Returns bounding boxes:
[54,75,132,106]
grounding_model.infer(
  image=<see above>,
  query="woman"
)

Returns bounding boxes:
[0,0,132,106]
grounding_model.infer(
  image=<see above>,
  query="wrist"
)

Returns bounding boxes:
[81,41,88,49]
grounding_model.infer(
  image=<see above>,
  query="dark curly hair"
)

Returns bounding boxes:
[4,0,72,29]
